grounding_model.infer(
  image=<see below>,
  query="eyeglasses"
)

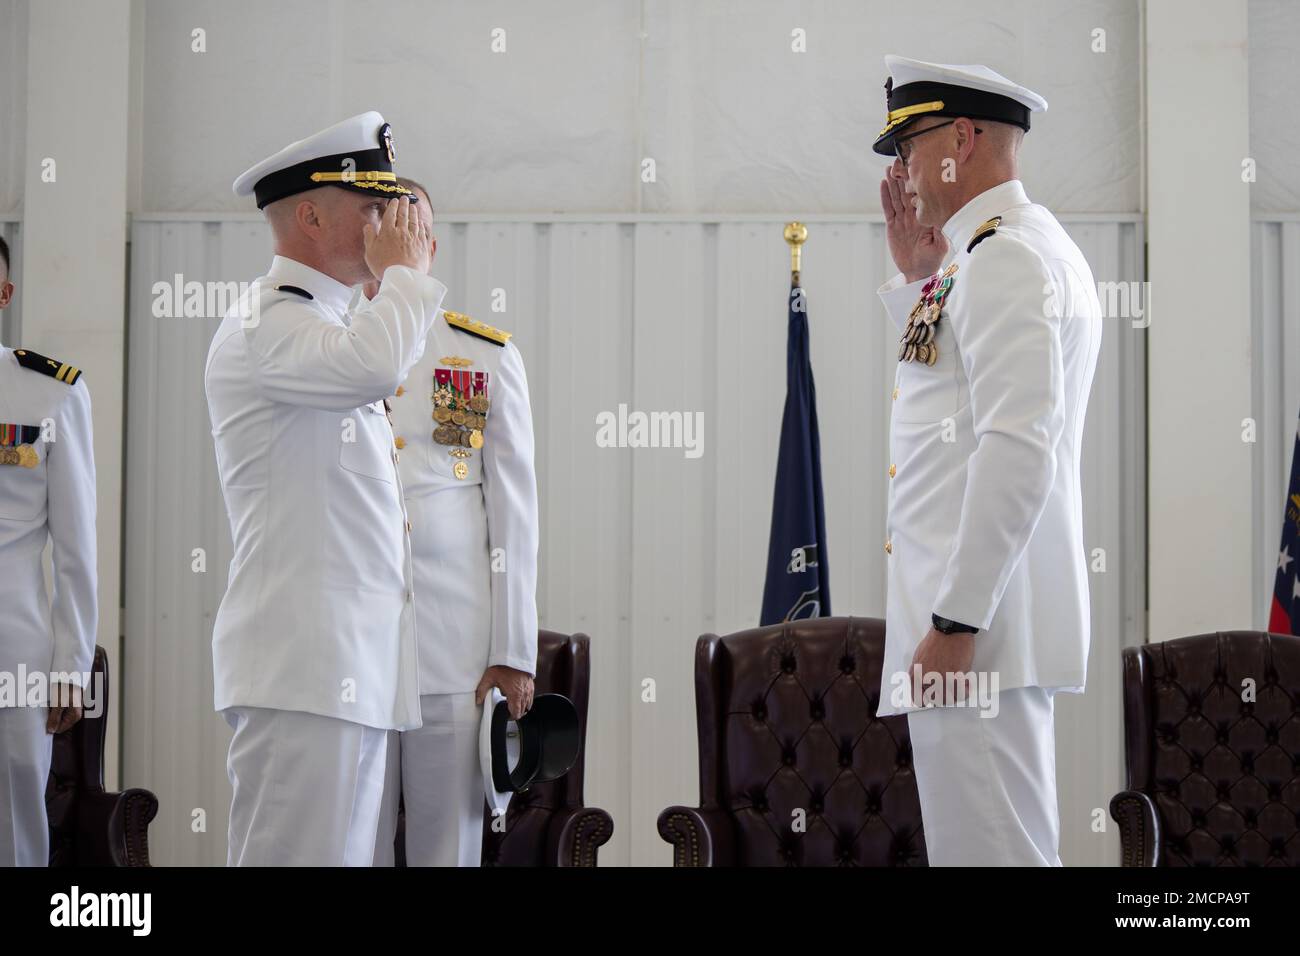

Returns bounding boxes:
[893,120,982,166]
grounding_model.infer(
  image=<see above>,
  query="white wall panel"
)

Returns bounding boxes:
[0,0,28,216]
[125,214,1142,865]
[133,0,1139,216]
[1249,0,1300,214]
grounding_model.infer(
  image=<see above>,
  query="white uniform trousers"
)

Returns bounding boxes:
[0,705,52,866]
[906,686,1061,866]
[374,692,484,867]
[224,706,390,867]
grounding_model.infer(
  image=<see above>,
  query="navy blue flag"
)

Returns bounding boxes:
[760,284,831,625]
[1269,406,1300,635]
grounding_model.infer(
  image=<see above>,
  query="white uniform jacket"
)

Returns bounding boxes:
[388,311,539,693]
[876,179,1102,716]
[205,255,447,731]
[0,346,97,686]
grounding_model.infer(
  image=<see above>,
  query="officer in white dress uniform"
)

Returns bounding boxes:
[368,180,539,867]
[871,57,1103,865]
[206,113,446,865]
[0,237,98,866]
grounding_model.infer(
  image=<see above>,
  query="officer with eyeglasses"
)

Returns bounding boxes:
[871,55,1104,866]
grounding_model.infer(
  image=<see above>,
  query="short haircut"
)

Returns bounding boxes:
[0,235,9,279]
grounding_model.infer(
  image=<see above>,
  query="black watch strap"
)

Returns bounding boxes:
[932,613,979,635]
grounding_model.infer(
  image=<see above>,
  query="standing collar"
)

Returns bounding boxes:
[941,179,1030,252]
[266,255,357,312]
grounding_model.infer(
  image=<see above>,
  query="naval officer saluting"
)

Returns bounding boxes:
[206,112,444,865]
[367,178,539,867]
[0,236,98,866]
[871,57,1103,865]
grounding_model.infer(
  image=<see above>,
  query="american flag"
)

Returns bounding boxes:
[1269,407,1300,635]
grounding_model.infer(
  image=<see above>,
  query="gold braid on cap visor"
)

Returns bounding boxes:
[308,170,411,193]
[877,100,946,137]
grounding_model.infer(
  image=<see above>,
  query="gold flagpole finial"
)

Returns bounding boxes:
[784,221,807,283]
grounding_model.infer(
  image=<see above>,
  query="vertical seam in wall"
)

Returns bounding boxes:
[635,0,646,215]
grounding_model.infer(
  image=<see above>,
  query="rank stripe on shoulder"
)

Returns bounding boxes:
[274,284,314,299]
[13,349,83,385]
[966,216,1002,254]
[443,310,510,346]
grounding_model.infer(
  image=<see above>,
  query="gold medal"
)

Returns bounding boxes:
[0,448,16,466]
[926,345,938,366]
[469,429,483,449]
[915,343,930,364]
[433,406,452,424]
[451,409,467,426]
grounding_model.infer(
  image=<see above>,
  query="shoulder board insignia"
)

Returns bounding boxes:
[966,216,1002,254]
[13,349,82,385]
[274,284,313,299]
[443,310,510,346]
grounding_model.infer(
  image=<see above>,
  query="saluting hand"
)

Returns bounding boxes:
[880,174,948,283]
[476,665,535,720]
[363,195,431,281]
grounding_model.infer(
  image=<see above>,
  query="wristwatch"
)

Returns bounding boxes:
[932,613,979,635]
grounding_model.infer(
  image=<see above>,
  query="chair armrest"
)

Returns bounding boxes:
[1109,790,1160,867]
[545,806,614,867]
[657,806,738,867]
[77,788,159,867]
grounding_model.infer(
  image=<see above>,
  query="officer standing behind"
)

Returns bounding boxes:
[0,236,97,866]
[871,57,1103,865]
[369,179,539,867]
[206,113,444,866]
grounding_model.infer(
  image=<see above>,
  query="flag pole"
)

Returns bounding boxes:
[784,221,807,289]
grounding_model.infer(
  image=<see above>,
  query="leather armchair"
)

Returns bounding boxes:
[46,646,159,866]
[1110,631,1300,866]
[395,630,613,866]
[659,616,927,866]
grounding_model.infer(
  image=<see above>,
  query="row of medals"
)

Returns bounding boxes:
[432,381,490,481]
[0,444,38,468]
[898,262,958,366]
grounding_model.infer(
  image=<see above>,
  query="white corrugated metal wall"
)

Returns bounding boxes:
[124,214,1145,866]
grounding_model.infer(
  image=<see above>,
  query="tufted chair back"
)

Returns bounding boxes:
[660,616,926,866]
[1114,631,1300,866]
[394,630,613,866]
[46,646,158,866]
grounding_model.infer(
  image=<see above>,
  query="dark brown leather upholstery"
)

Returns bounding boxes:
[1110,631,1300,866]
[659,616,926,866]
[46,646,158,866]
[394,630,613,866]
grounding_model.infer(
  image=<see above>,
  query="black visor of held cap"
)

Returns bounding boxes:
[234,111,418,209]
[491,693,581,793]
